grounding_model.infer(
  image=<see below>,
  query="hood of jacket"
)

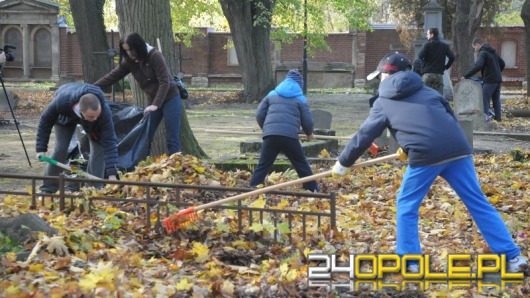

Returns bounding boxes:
[378,71,423,100]
[271,78,307,103]
[480,44,497,55]
[55,82,107,108]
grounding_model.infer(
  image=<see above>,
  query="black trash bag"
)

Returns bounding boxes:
[108,102,151,171]
[77,103,151,173]
[116,113,151,171]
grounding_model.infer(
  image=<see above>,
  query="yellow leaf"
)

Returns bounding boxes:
[511,182,521,190]
[176,278,194,291]
[303,247,312,258]
[29,263,45,273]
[232,240,250,249]
[319,149,331,158]
[249,196,266,208]
[79,273,100,290]
[190,242,209,263]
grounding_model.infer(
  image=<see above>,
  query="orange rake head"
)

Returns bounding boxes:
[162,207,201,234]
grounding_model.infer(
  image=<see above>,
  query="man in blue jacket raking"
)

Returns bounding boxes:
[36,83,119,193]
[249,70,320,192]
[332,52,527,273]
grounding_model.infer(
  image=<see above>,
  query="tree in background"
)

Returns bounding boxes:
[388,0,511,77]
[112,0,207,158]
[522,0,530,97]
[170,0,374,103]
[68,0,113,84]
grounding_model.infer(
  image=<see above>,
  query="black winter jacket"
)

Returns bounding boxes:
[36,83,119,176]
[463,44,505,84]
[418,36,455,75]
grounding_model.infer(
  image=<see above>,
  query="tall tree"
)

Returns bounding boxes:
[218,0,275,103]
[114,0,207,158]
[69,0,112,83]
[215,0,374,103]
[522,0,530,97]
[451,0,484,77]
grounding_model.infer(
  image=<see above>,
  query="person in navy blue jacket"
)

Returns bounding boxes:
[36,83,119,193]
[249,70,320,192]
[332,52,527,273]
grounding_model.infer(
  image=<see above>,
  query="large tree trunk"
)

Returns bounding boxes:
[114,0,207,158]
[219,0,276,103]
[69,0,112,83]
[522,0,530,97]
[452,0,484,78]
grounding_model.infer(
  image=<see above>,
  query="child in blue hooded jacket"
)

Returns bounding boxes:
[249,70,319,192]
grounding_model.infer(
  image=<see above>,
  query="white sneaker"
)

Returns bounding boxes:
[407,264,419,273]
[507,256,528,273]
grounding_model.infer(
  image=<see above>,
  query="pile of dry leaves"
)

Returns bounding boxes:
[1,150,528,297]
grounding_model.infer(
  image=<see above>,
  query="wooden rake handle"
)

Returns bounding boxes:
[204,129,353,141]
[193,153,399,212]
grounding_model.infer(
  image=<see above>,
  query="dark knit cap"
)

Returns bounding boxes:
[286,69,304,88]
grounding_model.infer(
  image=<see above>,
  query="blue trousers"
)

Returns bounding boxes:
[482,82,502,121]
[147,94,182,155]
[249,135,319,192]
[396,156,520,259]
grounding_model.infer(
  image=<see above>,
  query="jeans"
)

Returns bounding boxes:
[147,94,182,155]
[395,157,520,259]
[249,135,319,192]
[482,82,502,121]
[40,124,106,193]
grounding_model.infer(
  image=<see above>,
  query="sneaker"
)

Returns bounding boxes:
[484,115,492,122]
[406,264,420,273]
[507,256,528,273]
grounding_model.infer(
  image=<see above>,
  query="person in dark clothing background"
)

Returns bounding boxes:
[36,83,119,194]
[249,70,320,192]
[418,28,455,95]
[331,52,527,274]
[461,37,505,122]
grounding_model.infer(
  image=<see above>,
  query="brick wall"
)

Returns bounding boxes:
[59,26,527,87]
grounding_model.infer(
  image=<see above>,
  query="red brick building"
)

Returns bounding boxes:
[8,25,530,88]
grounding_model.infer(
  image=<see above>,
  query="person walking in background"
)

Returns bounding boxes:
[36,83,119,194]
[418,27,455,95]
[461,37,505,122]
[94,32,182,155]
[249,70,320,192]
[332,52,527,273]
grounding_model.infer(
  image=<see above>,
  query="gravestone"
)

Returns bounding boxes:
[453,79,493,148]
[0,89,19,113]
[311,109,332,129]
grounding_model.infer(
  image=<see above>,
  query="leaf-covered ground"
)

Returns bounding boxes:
[1,150,529,297]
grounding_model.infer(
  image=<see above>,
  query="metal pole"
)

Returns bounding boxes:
[302,0,308,95]
[0,72,32,167]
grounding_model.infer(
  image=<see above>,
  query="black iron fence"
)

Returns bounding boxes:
[0,173,336,243]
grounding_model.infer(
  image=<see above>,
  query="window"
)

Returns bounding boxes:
[227,39,238,66]
[500,40,516,68]
[34,28,52,67]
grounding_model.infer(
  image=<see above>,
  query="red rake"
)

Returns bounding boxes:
[162,153,399,233]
